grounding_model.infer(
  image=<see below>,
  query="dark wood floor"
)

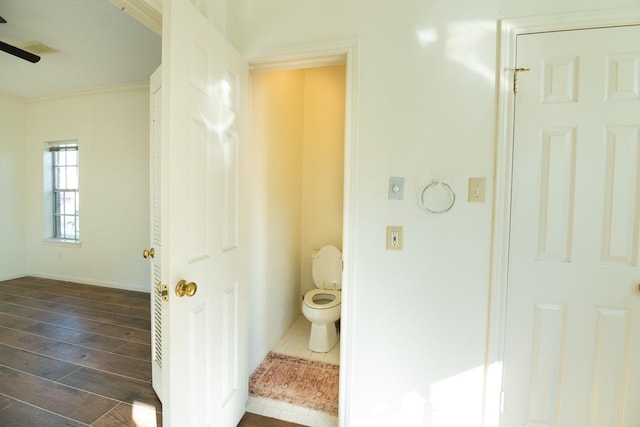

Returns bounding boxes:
[237,413,305,427]
[0,276,160,426]
[0,277,305,427]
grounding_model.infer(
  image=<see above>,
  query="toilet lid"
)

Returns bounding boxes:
[312,245,342,289]
[304,289,342,309]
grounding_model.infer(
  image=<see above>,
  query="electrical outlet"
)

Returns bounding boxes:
[386,226,403,250]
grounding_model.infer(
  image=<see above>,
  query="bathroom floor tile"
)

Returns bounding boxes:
[274,315,340,366]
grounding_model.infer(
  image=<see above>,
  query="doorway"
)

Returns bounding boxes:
[490,10,640,427]
[246,63,346,425]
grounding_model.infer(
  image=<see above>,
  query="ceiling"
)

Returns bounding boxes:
[0,0,161,98]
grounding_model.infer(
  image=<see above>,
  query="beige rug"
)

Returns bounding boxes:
[249,352,339,416]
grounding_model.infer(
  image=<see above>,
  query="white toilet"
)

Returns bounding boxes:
[302,245,342,352]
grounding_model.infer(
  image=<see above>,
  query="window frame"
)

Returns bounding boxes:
[46,142,80,242]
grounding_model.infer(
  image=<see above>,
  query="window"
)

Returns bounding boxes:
[49,143,79,241]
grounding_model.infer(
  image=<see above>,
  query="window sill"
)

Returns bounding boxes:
[43,239,82,248]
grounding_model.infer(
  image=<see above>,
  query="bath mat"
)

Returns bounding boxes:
[249,352,339,416]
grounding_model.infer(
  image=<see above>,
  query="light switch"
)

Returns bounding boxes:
[388,177,405,200]
[468,177,486,203]
[386,226,403,250]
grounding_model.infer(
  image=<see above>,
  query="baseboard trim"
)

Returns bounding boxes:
[0,273,29,282]
[27,272,149,293]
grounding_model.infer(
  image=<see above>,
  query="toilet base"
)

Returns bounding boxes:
[308,321,338,353]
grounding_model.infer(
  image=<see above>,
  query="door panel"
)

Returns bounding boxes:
[160,0,249,425]
[149,66,165,401]
[603,126,639,264]
[502,25,640,427]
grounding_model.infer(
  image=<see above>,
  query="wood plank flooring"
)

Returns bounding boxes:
[0,276,160,426]
[237,413,305,427]
[0,277,305,427]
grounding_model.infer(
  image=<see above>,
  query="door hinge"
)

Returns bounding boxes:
[510,67,531,94]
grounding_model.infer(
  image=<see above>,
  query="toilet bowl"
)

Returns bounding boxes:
[302,245,342,352]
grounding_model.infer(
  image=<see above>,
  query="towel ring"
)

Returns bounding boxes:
[419,180,455,214]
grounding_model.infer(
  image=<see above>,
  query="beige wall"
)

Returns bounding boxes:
[248,65,345,368]
[0,97,28,279]
[249,69,305,368]
[24,86,150,291]
[301,65,345,295]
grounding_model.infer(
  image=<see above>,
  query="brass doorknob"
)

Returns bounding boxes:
[175,280,197,297]
[143,248,156,259]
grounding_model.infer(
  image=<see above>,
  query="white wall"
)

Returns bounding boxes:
[0,96,28,279]
[229,1,640,426]
[25,86,150,292]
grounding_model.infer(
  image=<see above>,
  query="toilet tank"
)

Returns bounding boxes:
[311,245,342,290]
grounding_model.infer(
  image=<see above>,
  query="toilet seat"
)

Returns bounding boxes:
[303,289,341,309]
[302,245,342,352]
[312,245,342,290]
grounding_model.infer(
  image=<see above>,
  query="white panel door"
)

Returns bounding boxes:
[160,0,249,425]
[502,26,640,427]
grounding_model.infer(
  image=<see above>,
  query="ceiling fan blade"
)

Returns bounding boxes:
[0,40,41,63]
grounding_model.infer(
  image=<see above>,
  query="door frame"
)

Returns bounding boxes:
[487,7,640,427]
[246,38,359,426]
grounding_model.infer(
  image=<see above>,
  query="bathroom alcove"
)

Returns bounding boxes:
[248,64,346,370]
